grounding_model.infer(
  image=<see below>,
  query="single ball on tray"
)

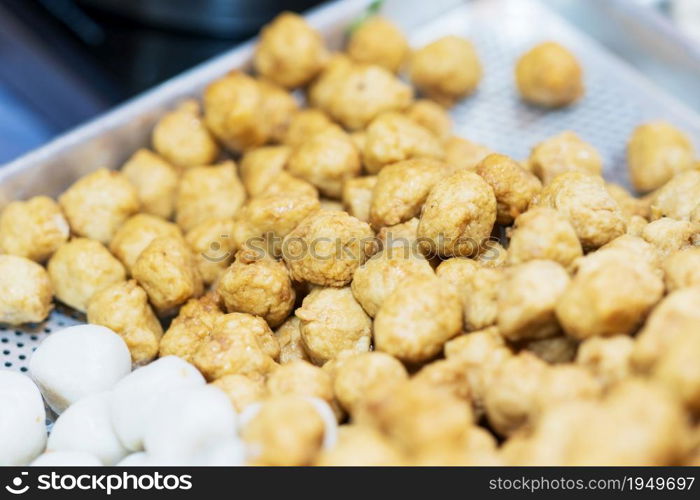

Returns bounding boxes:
[0,255,53,325]
[184,217,237,286]
[409,35,482,106]
[121,149,179,219]
[29,324,131,414]
[515,42,583,108]
[283,109,335,149]
[347,16,408,73]
[266,360,335,409]
[109,213,183,274]
[0,371,47,466]
[0,195,69,262]
[239,145,291,197]
[650,169,700,221]
[274,316,311,364]
[211,373,267,412]
[58,168,140,244]
[404,99,452,142]
[48,238,126,313]
[527,131,602,185]
[444,136,492,172]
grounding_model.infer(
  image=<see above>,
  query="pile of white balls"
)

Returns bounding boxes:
[0,325,337,466]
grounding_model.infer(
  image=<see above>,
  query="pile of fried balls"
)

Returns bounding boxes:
[1,12,700,466]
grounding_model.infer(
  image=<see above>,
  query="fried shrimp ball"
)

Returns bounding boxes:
[347,16,408,72]
[663,247,700,291]
[48,238,126,312]
[131,236,203,315]
[193,312,279,381]
[217,253,295,328]
[405,99,452,141]
[497,260,570,341]
[211,374,267,412]
[627,121,695,192]
[86,280,163,364]
[412,358,472,402]
[59,168,139,244]
[342,176,376,223]
[254,12,328,89]
[650,169,700,221]
[515,42,583,108]
[295,287,371,365]
[599,234,662,271]
[282,109,334,148]
[239,145,290,196]
[475,153,542,224]
[333,352,408,414]
[555,249,664,339]
[121,149,179,219]
[266,360,334,407]
[351,247,434,317]
[203,72,269,152]
[506,208,582,270]
[363,112,445,174]
[374,275,462,363]
[282,210,374,287]
[287,126,361,199]
[576,335,635,387]
[376,217,420,253]
[175,161,246,232]
[241,396,327,466]
[233,194,320,257]
[184,217,237,285]
[109,213,183,273]
[417,169,497,257]
[444,136,492,172]
[152,100,219,169]
[528,132,602,185]
[158,294,224,362]
[410,36,482,106]
[0,196,69,262]
[530,172,626,249]
[606,183,649,219]
[369,158,446,229]
[316,425,404,466]
[307,53,353,110]
[274,316,310,364]
[257,79,299,143]
[641,217,696,258]
[326,63,413,130]
[0,255,52,324]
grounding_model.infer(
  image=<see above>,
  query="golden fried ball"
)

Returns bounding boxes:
[404,99,452,142]
[109,213,183,274]
[0,255,53,325]
[274,316,310,364]
[498,260,570,341]
[217,253,295,328]
[444,136,492,172]
[58,168,139,244]
[203,72,269,152]
[315,425,405,466]
[650,169,700,221]
[307,53,354,110]
[627,121,695,192]
[282,210,374,287]
[296,286,372,365]
[555,249,664,339]
[663,247,700,291]
[256,79,299,143]
[287,126,361,199]
[0,196,69,262]
[282,109,334,149]
[175,161,246,232]
[266,360,334,407]
[606,182,649,220]
[599,234,662,272]
[506,207,583,270]
[241,396,326,466]
[351,246,434,317]
[184,217,237,285]
[369,158,447,230]
[211,374,267,412]
[86,280,163,364]
[193,312,279,381]
[475,153,542,224]
[374,275,462,363]
[475,240,508,268]
[254,12,328,89]
[412,358,472,402]
[341,176,376,223]
[121,149,179,219]
[261,172,318,200]
[410,36,482,106]
[515,42,583,108]
[363,112,444,174]
[576,335,635,387]
[131,236,203,315]
[239,145,290,197]
[641,217,696,258]
[417,169,497,257]
[376,217,420,254]
[47,238,126,313]
[152,99,219,169]
[528,131,602,185]
[530,172,626,249]
[347,16,408,73]
[158,294,224,362]
[333,352,407,414]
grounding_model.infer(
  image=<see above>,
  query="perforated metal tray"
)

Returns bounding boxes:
[3,0,700,374]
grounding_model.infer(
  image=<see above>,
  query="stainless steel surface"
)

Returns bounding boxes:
[3,0,700,374]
